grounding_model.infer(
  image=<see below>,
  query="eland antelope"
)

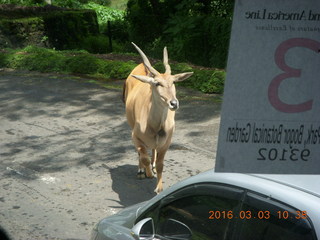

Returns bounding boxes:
[123,43,193,193]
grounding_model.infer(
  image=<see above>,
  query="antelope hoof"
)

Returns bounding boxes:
[145,169,154,178]
[152,166,157,174]
[137,170,146,180]
[154,186,163,194]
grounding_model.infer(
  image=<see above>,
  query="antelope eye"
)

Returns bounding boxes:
[155,82,162,87]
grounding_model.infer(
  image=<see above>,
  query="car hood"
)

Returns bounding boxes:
[98,201,147,229]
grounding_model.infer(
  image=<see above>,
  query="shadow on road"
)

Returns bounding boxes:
[0,71,133,176]
[108,164,157,207]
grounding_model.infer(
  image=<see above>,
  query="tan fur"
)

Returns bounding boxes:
[124,64,174,193]
[123,44,193,193]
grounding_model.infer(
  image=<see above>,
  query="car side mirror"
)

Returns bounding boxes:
[132,218,155,240]
[161,219,192,240]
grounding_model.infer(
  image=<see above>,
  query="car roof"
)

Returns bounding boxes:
[145,170,320,215]
[181,170,320,197]
[137,170,320,236]
[252,174,320,197]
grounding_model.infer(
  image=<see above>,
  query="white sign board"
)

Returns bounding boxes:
[215,0,320,174]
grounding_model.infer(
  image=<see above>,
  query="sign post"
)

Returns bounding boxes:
[215,0,320,174]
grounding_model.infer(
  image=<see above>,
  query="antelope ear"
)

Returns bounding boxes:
[131,75,157,84]
[173,72,194,82]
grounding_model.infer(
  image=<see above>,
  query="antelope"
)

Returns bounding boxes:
[123,43,193,193]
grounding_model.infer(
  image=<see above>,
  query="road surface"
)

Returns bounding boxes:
[0,69,221,240]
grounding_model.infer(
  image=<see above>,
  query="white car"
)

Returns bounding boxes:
[90,170,320,240]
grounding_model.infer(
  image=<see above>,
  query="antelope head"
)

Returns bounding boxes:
[131,42,193,111]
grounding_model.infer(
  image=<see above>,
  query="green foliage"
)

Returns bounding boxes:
[125,0,163,45]
[98,59,135,79]
[81,35,109,53]
[0,51,9,67]
[91,0,111,6]
[2,45,225,94]
[1,0,231,68]
[108,19,130,47]
[0,0,44,5]
[81,1,128,51]
[171,63,194,73]
[42,10,100,50]
[7,46,66,71]
[2,45,136,79]
[51,0,82,8]
[174,68,225,94]
[165,14,231,68]
[0,15,50,49]
[153,62,193,74]
[0,6,101,51]
[109,0,127,10]
[125,0,234,68]
[82,2,124,23]
[66,53,100,74]
[0,0,91,7]
[192,69,225,94]
[0,0,113,8]
[0,0,116,9]
[81,1,127,40]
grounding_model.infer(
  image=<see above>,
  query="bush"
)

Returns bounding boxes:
[2,45,136,79]
[194,70,225,94]
[0,51,9,67]
[125,0,234,68]
[81,2,125,33]
[153,61,193,74]
[98,60,135,79]
[43,10,100,50]
[175,68,225,94]
[125,0,163,45]
[2,45,226,94]
[7,46,66,71]
[161,14,231,68]
[91,0,111,6]
[80,2,129,52]
[0,0,44,6]
[83,2,124,23]
[0,17,48,49]
[81,35,109,53]
[0,5,100,50]
[66,53,99,74]
[105,18,129,44]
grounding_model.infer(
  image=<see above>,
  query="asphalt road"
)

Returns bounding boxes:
[0,69,221,240]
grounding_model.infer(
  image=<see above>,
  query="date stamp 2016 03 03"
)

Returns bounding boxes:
[208,210,308,220]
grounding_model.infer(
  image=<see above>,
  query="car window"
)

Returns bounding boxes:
[237,192,317,240]
[155,184,243,240]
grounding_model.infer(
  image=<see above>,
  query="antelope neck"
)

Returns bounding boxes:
[148,93,168,133]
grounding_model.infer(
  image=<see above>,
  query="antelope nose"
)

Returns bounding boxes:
[169,99,179,110]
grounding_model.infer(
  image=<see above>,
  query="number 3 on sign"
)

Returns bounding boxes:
[268,38,320,113]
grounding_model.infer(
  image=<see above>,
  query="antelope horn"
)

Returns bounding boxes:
[163,47,171,75]
[131,42,160,77]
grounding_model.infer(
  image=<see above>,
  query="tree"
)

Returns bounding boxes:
[126,0,234,68]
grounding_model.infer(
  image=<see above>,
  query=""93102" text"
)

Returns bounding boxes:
[257,148,310,161]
